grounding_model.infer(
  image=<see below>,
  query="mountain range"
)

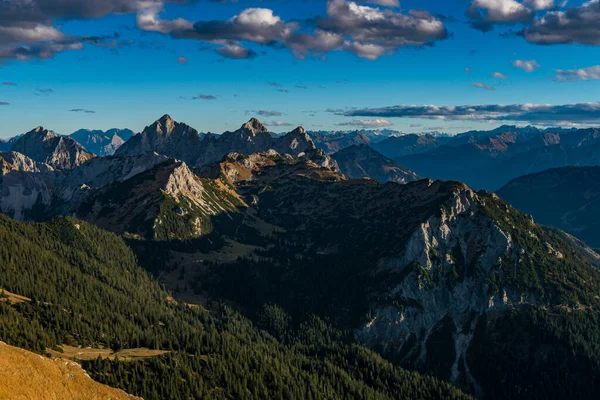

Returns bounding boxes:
[389,125,600,190]
[2,116,600,399]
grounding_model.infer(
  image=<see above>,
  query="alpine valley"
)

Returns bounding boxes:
[2,115,600,400]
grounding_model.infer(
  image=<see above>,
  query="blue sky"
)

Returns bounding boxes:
[0,0,599,138]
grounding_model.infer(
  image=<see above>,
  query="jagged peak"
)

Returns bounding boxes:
[28,126,53,136]
[158,114,174,123]
[289,126,308,136]
[241,118,268,134]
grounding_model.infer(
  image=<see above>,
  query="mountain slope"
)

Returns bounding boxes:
[0,214,469,400]
[0,342,139,400]
[11,127,95,169]
[115,115,202,164]
[70,128,134,156]
[497,166,600,248]
[170,155,600,398]
[333,144,420,184]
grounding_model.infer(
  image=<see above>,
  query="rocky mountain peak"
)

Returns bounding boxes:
[241,118,268,135]
[29,126,56,140]
[115,115,201,164]
[11,126,94,169]
[154,114,177,134]
[273,126,316,157]
[291,126,307,135]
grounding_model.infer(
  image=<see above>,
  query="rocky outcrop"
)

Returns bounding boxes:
[115,115,202,164]
[11,127,95,169]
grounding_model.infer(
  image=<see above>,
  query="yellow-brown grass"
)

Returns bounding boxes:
[0,289,31,305]
[0,341,140,400]
[46,345,171,362]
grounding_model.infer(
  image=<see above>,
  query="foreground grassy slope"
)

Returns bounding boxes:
[0,214,469,400]
[0,341,139,400]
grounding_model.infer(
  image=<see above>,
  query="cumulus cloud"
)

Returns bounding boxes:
[523,0,600,45]
[492,72,508,79]
[555,65,600,81]
[338,118,393,127]
[216,43,257,59]
[526,0,556,10]
[473,82,495,90]
[512,59,540,72]
[466,0,534,32]
[135,0,448,61]
[0,0,182,61]
[344,102,600,124]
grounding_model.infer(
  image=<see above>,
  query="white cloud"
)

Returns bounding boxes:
[473,82,495,90]
[512,59,540,72]
[555,65,600,81]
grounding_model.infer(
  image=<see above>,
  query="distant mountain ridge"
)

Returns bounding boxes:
[392,125,600,190]
[70,128,134,156]
[497,166,600,248]
[333,144,420,184]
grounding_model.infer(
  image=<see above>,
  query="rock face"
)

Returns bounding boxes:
[70,128,134,156]
[11,127,95,169]
[115,115,202,164]
[332,144,420,184]
[497,166,600,248]
[356,188,509,390]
